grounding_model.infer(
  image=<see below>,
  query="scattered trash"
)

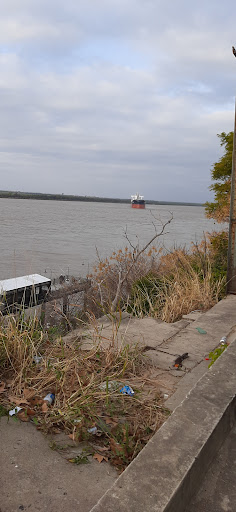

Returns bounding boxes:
[99,380,120,391]
[163,394,169,400]
[220,336,227,345]
[43,393,55,404]
[87,426,98,435]
[120,385,134,396]
[9,406,22,416]
[196,327,207,334]
[173,353,189,368]
[33,355,42,364]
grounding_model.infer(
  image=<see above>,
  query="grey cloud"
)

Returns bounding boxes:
[0,1,235,202]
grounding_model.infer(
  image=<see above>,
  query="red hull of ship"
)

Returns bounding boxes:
[131,203,145,209]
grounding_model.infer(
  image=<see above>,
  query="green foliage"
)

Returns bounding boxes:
[208,344,227,368]
[68,454,90,465]
[205,131,233,222]
[208,231,228,282]
[47,325,64,340]
[211,132,233,180]
[127,274,169,317]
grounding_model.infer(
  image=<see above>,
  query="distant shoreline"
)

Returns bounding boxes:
[0,190,204,207]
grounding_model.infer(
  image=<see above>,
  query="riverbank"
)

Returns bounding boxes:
[0,199,220,281]
[0,295,235,511]
[0,190,203,206]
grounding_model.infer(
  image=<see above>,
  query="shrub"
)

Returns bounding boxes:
[128,249,225,322]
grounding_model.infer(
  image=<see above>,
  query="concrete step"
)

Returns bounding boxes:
[89,337,236,512]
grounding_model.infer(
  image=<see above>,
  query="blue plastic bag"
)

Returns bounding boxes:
[119,385,134,396]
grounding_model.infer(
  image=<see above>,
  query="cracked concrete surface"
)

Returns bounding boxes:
[77,296,236,405]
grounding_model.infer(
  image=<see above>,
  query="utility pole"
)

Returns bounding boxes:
[227,99,236,292]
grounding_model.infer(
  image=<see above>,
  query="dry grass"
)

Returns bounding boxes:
[86,246,160,316]
[157,249,225,322]
[161,267,224,323]
[87,241,226,323]
[0,314,168,471]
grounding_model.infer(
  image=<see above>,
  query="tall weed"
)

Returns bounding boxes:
[86,233,227,322]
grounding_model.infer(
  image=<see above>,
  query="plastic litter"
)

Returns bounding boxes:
[196,327,207,334]
[220,336,227,345]
[87,427,98,435]
[163,394,169,400]
[43,393,55,404]
[9,406,22,416]
[99,380,120,391]
[120,385,134,396]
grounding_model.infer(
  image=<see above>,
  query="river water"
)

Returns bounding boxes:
[0,198,224,280]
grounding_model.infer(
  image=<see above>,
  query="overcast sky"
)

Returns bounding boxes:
[0,0,235,202]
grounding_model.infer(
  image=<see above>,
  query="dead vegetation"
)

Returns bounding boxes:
[128,248,226,322]
[0,314,168,471]
[87,232,227,322]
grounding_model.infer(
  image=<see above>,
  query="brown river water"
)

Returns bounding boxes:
[0,198,224,280]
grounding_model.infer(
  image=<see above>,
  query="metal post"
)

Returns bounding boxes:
[227,99,236,293]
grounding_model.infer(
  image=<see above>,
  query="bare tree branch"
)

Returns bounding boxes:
[111,213,173,311]
[123,226,138,252]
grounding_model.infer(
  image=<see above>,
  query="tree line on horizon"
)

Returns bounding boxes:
[1,132,233,212]
[0,190,202,207]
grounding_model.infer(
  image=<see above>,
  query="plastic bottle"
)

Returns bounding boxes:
[43,393,55,404]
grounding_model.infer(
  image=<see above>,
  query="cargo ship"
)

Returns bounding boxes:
[131,193,145,209]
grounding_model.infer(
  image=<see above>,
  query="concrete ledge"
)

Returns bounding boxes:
[165,360,209,411]
[89,339,236,512]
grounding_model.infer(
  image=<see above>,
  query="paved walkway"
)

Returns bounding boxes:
[77,295,236,409]
[0,416,117,512]
[1,295,236,511]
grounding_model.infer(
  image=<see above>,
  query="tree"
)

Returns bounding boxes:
[205,131,233,222]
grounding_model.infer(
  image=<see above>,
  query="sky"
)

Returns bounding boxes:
[0,0,235,203]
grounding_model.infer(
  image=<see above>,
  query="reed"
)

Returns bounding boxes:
[127,248,226,322]
[87,234,226,322]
